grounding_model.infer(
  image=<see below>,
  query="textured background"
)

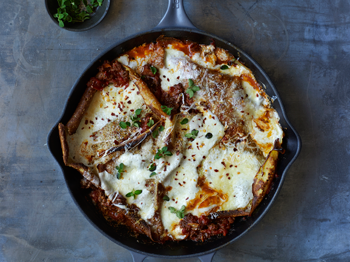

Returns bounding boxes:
[1,0,350,261]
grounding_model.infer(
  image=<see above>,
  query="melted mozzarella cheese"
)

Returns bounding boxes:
[67,42,284,240]
[202,145,264,211]
[160,110,225,239]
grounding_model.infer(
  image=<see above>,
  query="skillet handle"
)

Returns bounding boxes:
[130,251,147,262]
[155,0,198,30]
[199,252,215,262]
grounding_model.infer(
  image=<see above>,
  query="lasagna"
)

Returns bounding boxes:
[58,36,283,242]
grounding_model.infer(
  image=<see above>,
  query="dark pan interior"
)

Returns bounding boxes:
[47,29,301,258]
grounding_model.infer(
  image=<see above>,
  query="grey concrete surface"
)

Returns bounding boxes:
[1,0,350,261]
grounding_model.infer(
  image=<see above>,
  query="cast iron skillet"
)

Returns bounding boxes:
[47,1,301,261]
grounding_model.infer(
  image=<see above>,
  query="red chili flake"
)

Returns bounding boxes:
[104,106,108,109]
[241,111,244,113]
[230,165,233,168]
[247,113,250,115]
[167,78,170,82]
[142,160,145,162]
[226,173,229,176]
[145,184,148,187]
[85,120,88,125]
[101,118,104,120]
[127,100,132,104]
[88,127,90,129]
[176,173,178,176]
[107,119,111,122]
[203,156,206,159]
[95,117,98,120]
[192,154,196,157]
[241,97,244,100]
[221,162,226,167]
[111,112,115,116]
[163,75,166,78]
[175,201,178,203]
[235,165,237,168]
[81,127,84,130]
[234,148,237,152]
[114,140,118,145]
[176,150,180,156]
[137,91,140,95]
[188,145,193,149]
[183,174,185,176]
[172,199,175,201]
[183,156,187,159]
[125,96,129,100]
[256,94,259,97]
[131,88,135,91]
[164,165,167,171]
[214,169,219,172]
[183,181,186,184]
[228,177,231,180]
[112,102,117,105]
[177,76,180,79]
[186,197,189,200]
[212,116,215,119]
[209,182,212,184]
[130,109,134,112]
[175,178,178,180]
[178,183,182,186]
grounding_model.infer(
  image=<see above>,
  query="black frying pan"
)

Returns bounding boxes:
[47,1,301,261]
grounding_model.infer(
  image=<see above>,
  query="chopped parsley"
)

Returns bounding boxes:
[161,105,173,115]
[151,66,157,74]
[220,65,229,70]
[150,172,157,177]
[180,118,189,125]
[119,121,131,129]
[186,79,200,98]
[163,195,170,201]
[149,163,156,171]
[54,0,104,28]
[169,205,186,219]
[185,129,199,140]
[115,163,125,179]
[155,146,173,159]
[130,109,142,127]
[147,119,154,127]
[125,189,142,199]
[152,125,164,138]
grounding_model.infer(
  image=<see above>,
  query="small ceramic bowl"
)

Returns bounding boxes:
[45,0,110,31]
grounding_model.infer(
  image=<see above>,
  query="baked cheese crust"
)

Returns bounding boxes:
[58,36,283,242]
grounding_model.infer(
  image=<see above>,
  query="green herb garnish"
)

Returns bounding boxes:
[169,205,186,219]
[220,65,229,70]
[149,163,156,171]
[130,109,142,127]
[152,125,164,138]
[163,195,170,201]
[155,146,173,159]
[147,119,154,127]
[180,118,189,125]
[151,66,157,75]
[150,172,157,177]
[119,121,131,129]
[125,189,142,199]
[161,105,173,115]
[185,129,199,140]
[54,0,104,28]
[186,79,200,98]
[115,163,125,179]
